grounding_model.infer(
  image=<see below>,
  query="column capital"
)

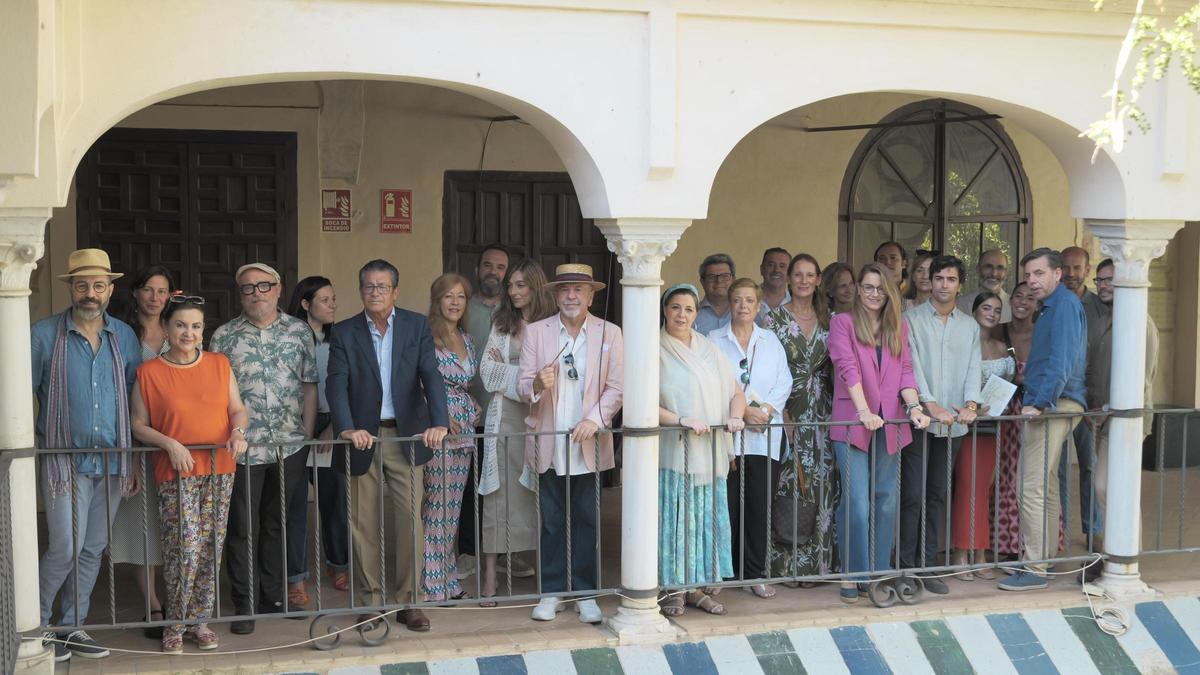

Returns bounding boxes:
[0,207,50,298]
[595,218,690,287]
[1086,219,1184,288]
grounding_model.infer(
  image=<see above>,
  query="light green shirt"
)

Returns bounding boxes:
[904,301,983,438]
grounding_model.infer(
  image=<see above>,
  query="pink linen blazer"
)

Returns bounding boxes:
[517,313,623,474]
[827,312,919,455]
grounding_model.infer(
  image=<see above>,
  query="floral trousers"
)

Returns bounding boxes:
[158,473,234,636]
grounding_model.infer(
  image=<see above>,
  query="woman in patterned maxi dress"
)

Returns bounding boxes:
[764,254,839,579]
[421,274,481,601]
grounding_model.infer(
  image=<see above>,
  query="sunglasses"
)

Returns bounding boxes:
[739,357,751,385]
[564,353,579,381]
[169,293,206,305]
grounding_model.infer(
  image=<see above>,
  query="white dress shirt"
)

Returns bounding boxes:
[367,310,396,420]
[708,323,793,460]
[554,319,589,476]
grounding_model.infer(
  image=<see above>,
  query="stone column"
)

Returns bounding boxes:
[1088,219,1183,599]
[595,217,688,643]
[0,207,51,673]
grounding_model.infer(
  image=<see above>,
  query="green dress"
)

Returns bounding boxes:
[763,307,840,577]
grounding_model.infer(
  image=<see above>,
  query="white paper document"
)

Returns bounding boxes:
[980,374,1018,417]
[307,445,333,468]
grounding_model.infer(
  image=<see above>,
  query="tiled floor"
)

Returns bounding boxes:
[45,467,1200,673]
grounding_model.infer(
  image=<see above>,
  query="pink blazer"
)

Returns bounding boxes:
[517,313,623,474]
[828,313,919,454]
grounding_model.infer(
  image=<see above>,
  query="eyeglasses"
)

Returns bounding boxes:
[564,353,579,380]
[239,281,278,296]
[169,293,206,305]
[362,283,394,296]
[704,272,734,283]
[1095,276,1114,286]
[71,280,111,294]
[860,284,885,297]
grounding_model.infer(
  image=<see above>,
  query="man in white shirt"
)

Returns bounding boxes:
[957,249,1011,322]
[902,255,982,595]
[518,264,623,623]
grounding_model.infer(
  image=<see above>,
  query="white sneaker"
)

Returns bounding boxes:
[576,599,603,624]
[457,554,476,577]
[531,597,563,621]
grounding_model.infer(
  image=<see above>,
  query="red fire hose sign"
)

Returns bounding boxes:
[380,189,412,234]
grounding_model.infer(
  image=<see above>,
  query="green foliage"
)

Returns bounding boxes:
[1088,1,1200,153]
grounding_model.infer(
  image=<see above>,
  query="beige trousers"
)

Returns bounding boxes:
[351,426,425,607]
[1018,398,1083,574]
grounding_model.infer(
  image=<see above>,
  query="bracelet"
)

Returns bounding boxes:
[904,402,922,414]
[232,426,246,436]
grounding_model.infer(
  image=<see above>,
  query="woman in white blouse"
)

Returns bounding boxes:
[709,277,793,598]
[477,259,556,604]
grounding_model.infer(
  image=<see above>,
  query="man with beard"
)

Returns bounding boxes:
[1059,246,1110,551]
[461,243,511,576]
[755,247,791,323]
[210,263,317,633]
[901,255,981,594]
[1083,258,1158,581]
[32,249,142,661]
[957,249,1012,322]
[519,264,622,623]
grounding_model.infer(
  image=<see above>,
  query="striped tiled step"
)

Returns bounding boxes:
[280,598,1200,674]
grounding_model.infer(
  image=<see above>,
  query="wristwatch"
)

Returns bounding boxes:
[232,426,246,436]
[965,401,978,412]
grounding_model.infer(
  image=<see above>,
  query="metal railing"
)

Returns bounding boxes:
[8,407,1200,650]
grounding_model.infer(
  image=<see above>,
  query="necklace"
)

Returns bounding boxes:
[162,349,200,366]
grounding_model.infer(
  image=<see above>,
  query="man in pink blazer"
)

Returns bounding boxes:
[517,264,623,623]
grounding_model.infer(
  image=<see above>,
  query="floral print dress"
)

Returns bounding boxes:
[421,331,480,601]
[763,307,840,577]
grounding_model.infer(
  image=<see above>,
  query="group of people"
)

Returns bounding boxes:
[30,235,1154,660]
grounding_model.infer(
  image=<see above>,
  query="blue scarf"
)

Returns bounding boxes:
[43,310,133,498]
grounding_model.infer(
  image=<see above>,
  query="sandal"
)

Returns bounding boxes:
[686,591,727,615]
[746,584,776,599]
[187,624,219,651]
[161,630,183,654]
[144,608,165,640]
[660,595,685,617]
[479,594,498,608]
[327,566,350,592]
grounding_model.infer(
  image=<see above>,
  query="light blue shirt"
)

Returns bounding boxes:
[367,311,396,420]
[694,297,732,336]
[904,301,983,438]
[30,311,143,475]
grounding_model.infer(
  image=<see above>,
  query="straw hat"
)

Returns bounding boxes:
[57,248,123,281]
[545,263,605,291]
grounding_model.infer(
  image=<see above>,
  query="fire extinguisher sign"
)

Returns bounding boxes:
[380,189,413,234]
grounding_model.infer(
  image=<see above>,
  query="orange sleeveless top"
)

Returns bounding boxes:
[137,352,237,483]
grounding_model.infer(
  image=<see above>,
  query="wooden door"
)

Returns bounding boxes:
[442,170,620,323]
[76,129,297,334]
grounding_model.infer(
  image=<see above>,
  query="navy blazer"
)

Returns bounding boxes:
[326,307,450,475]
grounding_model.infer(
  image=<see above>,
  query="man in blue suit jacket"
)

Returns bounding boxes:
[326,259,449,632]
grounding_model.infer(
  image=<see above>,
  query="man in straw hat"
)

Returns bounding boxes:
[518,263,623,624]
[31,248,143,661]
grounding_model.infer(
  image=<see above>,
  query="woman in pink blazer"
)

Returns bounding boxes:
[827,263,929,603]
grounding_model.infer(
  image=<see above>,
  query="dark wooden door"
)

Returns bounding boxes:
[443,170,619,323]
[76,129,297,335]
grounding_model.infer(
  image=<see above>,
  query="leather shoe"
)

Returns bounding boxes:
[576,599,603,624]
[356,613,383,630]
[229,619,255,635]
[532,597,563,621]
[401,609,430,632]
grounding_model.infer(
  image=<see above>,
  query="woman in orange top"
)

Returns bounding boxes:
[131,295,249,653]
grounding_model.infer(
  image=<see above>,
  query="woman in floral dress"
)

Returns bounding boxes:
[763,253,839,579]
[421,273,481,601]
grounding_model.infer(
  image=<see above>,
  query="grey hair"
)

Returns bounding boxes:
[698,253,736,280]
[1020,247,1063,271]
[358,259,400,288]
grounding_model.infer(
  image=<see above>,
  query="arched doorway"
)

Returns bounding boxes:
[840,98,1033,294]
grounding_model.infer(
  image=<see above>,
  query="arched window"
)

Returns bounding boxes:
[840,99,1032,293]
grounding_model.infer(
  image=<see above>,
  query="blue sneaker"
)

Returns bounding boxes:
[998,570,1048,591]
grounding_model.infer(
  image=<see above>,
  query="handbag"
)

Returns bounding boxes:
[771,431,818,547]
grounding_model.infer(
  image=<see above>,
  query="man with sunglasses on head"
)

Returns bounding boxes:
[901,255,982,595]
[32,249,143,661]
[518,264,623,624]
[210,263,317,634]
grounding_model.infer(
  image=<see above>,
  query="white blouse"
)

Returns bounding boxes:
[708,323,793,460]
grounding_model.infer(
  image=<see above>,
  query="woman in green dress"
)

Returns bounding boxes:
[763,253,839,579]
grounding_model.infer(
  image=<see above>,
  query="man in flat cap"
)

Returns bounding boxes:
[210,262,317,633]
[32,248,142,661]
